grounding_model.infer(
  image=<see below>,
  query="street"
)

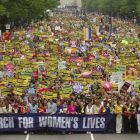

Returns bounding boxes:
[0,134,139,140]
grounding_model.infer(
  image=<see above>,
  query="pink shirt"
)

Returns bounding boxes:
[67,105,76,114]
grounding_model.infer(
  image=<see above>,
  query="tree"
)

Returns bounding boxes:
[0,0,60,26]
[136,0,140,17]
[82,0,140,20]
[0,4,6,16]
[44,0,60,9]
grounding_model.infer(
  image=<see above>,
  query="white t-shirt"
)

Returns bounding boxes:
[86,105,94,115]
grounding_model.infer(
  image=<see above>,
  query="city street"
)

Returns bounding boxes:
[0,134,140,140]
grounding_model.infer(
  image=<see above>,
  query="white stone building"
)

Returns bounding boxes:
[60,0,82,8]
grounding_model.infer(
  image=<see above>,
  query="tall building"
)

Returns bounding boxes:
[60,0,81,7]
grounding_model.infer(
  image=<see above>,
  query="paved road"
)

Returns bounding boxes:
[0,134,139,140]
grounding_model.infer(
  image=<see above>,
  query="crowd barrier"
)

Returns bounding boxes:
[0,113,116,132]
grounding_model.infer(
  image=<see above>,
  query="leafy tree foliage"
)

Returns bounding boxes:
[82,0,140,20]
[0,4,6,16]
[0,0,59,23]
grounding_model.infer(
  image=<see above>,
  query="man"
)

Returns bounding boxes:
[46,99,57,115]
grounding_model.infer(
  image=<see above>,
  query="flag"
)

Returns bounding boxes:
[83,27,91,40]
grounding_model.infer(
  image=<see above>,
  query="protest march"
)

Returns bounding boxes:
[0,8,140,134]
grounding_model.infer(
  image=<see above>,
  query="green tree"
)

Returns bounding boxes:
[0,0,59,23]
[136,0,140,17]
[0,4,6,16]
[44,0,60,9]
[82,0,140,19]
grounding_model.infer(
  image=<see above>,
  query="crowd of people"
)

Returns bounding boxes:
[0,8,140,134]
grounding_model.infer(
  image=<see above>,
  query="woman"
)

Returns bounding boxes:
[75,101,82,114]
[12,103,19,113]
[0,102,3,113]
[123,101,131,133]
[20,101,30,114]
[85,100,94,134]
[128,100,138,133]
[85,101,94,115]
[1,102,11,113]
[114,100,123,134]
[67,101,76,114]
[93,100,101,114]
[62,101,68,114]
[56,100,63,114]
[76,101,85,114]
[38,102,45,113]
[100,100,111,114]
[29,100,38,113]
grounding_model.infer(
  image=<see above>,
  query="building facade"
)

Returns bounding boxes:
[60,0,82,8]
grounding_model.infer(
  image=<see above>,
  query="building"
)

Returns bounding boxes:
[60,0,82,8]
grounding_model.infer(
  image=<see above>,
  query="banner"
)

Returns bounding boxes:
[134,80,140,92]
[21,68,33,76]
[58,60,66,70]
[125,67,138,81]
[37,62,45,73]
[0,114,116,132]
[120,82,131,93]
[110,72,123,84]
[117,65,126,73]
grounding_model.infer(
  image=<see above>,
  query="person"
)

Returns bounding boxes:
[85,100,94,134]
[100,100,111,114]
[0,101,5,113]
[128,100,138,133]
[67,100,76,114]
[12,103,19,113]
[29,100,38,113]
[93,100,101,114]
[75,101,82,114]
[114,100,123,134]
[123,101,131,133]
[38,102,45,113]
[56,100,63,114]
[137,102,140,134]
[46,99,57,115]
[1,102,12,113]
[76,100,85,114]
[62,101,68,114]
[20,101,30,114]
[85,101,94,115]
